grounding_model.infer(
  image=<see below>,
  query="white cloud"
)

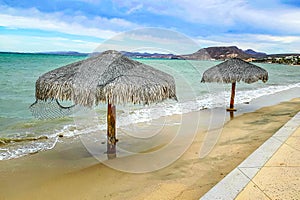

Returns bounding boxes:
[171,0,245,25]
[254,35,300,43]
[115,0,300,35]
[94,28,201,54]
[114,0,245,25]
[195,34,300,53]
[232,7,300,35]
[1,2,300,53]
[0,6,139,39]
[173,0,300,34]
[0,35,99,52]
[126,4,143,14]
[0,13,116,39]
[2,27,300,54]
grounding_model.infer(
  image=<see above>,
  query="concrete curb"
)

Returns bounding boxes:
[200,112,300,200]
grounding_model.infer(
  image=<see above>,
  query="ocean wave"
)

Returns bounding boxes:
[115,82,300,127]
[1,83,299,160]
[0,137,58,160]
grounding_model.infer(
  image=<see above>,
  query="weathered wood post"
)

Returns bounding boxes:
[226,82,237,112]
[107,103,117,159]
[229,111,234,120]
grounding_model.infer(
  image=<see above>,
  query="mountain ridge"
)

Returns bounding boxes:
[181,46,263,60]
[3,47,298,61]
[35,46,264,60]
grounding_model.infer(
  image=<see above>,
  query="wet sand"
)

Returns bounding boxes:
[0,97,300,200]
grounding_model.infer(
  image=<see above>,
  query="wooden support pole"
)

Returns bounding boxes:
[226,82,237,112]
[229,111,234,120]
[107,103,117,158]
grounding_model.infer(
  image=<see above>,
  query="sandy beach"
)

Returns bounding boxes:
[1,97,300,200]
[1,0,300,199]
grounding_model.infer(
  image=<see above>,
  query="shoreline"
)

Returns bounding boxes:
[1,87,299,161]
[0,90,299,199]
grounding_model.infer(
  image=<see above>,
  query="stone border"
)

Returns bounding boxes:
[200,112,300,200]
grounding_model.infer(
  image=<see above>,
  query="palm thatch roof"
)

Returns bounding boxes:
[35,50,177,107]
[201,58,268,84]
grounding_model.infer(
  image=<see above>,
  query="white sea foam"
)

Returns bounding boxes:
[1,83,299,160]
[115,83,300,128]
[0,137,59,160]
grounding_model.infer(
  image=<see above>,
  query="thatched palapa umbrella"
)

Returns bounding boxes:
[201,58,268,111]
[34,50,177,156]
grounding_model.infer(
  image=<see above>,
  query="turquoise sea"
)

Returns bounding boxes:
[1,52,300,160]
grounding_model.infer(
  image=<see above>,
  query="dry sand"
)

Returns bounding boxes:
[0,98,300,200]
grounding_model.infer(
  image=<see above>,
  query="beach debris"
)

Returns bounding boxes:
[29,151,39,155]
[31,50,177,158]
[201,58,268,111]
[0,135,49,145]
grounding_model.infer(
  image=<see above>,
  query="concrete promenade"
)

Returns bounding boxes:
[201,111,300,200]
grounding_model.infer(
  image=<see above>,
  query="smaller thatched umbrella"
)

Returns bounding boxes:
[201,58,268,111]
[33,50,177,157]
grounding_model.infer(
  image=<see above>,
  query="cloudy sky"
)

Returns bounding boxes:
[0,0,300,54]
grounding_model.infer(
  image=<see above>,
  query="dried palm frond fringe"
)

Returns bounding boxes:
[35,50,177,107]
[201,58,268,84]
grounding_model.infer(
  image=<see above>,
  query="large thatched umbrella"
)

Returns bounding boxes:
[201,58,268,111]
[34,50,177,156]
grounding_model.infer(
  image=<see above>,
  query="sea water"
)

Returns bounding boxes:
[0,53,300,160]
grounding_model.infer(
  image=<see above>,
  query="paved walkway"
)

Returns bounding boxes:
[201,112,300,200]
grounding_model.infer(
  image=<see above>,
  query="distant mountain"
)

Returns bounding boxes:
[181,46,253,60]
[86,51,179,59]
[120,51,176,59]
[1,47,271,61]
[244,49,267,58]
[35,48,268,60]
[180,46,269,60]
[37,51,88,56]
[181,48,211,60]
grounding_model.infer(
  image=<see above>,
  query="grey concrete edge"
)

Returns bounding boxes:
[200,111,300,200]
